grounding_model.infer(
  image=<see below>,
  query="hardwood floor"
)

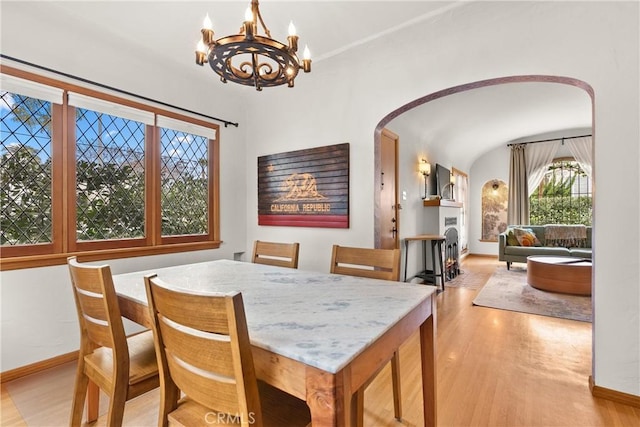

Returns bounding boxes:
[2,255,639,426]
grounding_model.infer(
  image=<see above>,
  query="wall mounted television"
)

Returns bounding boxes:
[428,163,451,198]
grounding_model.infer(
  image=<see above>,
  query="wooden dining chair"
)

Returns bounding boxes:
[144,274,311,427]
[330,245,403,424]
[67,256,159,427]
[252,240,300,269]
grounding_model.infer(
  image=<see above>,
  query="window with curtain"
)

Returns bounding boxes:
[529,157,592,225]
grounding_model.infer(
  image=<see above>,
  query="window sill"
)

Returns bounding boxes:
[0,241,222,271]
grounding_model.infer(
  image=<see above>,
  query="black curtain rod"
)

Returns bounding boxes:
[507,133,591,147]
[0,54,239,128]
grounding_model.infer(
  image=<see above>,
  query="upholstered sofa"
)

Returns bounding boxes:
[498,225,592,270]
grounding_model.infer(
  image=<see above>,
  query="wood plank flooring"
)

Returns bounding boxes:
[2,255,639,426]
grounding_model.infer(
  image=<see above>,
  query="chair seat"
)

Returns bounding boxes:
[84,330,158,390]
[168,382,311,427]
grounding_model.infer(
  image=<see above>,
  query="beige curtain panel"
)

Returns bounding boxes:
[507,144,528,225]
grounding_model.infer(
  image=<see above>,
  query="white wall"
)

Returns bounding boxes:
[240,2,639,396]
[1,1,638,398]
[469,145,510,255]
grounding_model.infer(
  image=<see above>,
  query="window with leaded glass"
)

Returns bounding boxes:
[1,90,54,246]
[529,158,592,225]
[0,69,220,270]
[74,108,146,241]
[158,116,214,238]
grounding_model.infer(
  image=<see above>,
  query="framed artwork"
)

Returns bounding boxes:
[481,179,508,241]
[258,143,349,228]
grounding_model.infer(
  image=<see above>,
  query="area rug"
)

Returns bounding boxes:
[472,266,592,322]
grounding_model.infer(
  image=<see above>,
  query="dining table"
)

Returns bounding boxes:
[111,259,437,427]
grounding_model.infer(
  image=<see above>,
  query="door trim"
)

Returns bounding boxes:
[375,128,400,249]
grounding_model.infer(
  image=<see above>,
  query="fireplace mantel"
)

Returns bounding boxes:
[423,199,463,208]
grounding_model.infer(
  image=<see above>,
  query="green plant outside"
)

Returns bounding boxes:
[529,160,592,226]
[530,195,592,226]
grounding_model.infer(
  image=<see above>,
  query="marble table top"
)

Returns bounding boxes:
[113,259,436,374]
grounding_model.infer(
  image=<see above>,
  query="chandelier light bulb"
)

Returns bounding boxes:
[288,21,297,36]
[303,45,311,60]
[203,14,213,30]
[244,5,254,22]
[196,39,207,53]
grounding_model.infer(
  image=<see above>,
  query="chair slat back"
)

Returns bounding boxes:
[330,245,401,281]
[252,240,300,268]
[68,256,126,351]
[147,281,231,333]
[145,275,262,422]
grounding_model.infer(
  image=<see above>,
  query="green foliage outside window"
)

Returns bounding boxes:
[0,144,53,245]
[529,195,592,226]
[161,175,208,236]
[160,129,209,236]
[529,159,592,226]
[75,160,146,240]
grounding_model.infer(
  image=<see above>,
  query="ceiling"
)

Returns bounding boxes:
[42,1,458,68]
[3,1,593,167]
[387,81,592,169]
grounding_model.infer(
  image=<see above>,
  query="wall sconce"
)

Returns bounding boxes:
[447,173,456,201]
[419,159,431,199]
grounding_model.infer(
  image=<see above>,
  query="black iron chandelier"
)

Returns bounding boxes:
[195,0,312,91]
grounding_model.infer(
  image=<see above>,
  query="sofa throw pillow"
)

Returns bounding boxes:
[506,230,520,246]
[513,228,542,247]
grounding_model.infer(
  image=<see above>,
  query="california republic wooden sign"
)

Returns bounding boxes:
[258,143,349,228]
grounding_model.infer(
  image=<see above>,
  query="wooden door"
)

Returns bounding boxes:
[380,129,399,249]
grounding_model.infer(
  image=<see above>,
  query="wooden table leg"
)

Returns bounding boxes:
[420,299,437,427]
[355,389,365,427]
[305,367,349,426]
[391,353,402,420]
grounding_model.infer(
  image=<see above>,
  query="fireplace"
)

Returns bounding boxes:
[444,226,460,280]
[422,201,462,285]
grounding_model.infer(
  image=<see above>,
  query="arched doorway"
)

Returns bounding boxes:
[373,73,595,373]
[374,74,594,248]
